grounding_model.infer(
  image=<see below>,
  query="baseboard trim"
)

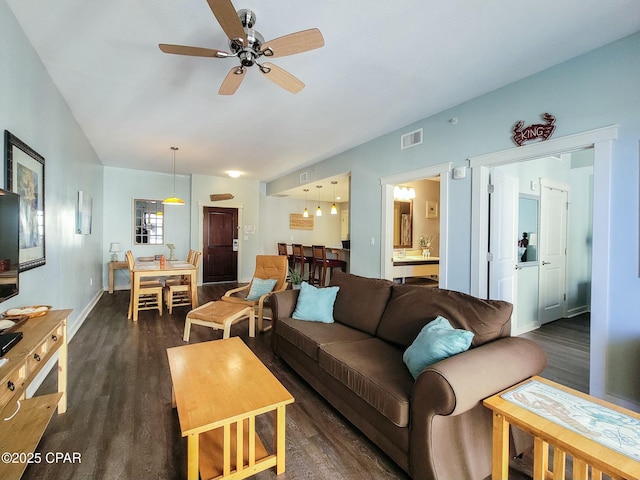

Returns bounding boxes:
[25,289,104,398]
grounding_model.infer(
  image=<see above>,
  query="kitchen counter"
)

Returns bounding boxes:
[392,256,439,282]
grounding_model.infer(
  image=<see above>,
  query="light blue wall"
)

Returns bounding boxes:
[0,0,104,336]
[267,33,640,404]
[102,166,191,290]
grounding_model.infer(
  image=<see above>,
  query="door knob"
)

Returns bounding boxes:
[542,261,551,265]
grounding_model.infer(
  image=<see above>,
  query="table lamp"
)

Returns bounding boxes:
[109,242,122,262]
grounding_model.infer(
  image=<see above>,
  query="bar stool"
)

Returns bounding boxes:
[292,244,312,281]
[311,245,346,286]
[277,242,293,268]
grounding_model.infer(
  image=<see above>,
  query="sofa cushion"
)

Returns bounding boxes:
[377,286,512,349]
[402,316,474,379]
[329,270,394,335]
[318,338,414,427]
[276,317,372,361]
[292,282,340,323]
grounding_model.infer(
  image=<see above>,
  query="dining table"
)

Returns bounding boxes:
[130,259,198,321]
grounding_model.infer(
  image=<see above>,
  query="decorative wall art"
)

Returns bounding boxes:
[4,130,46,271]
[76,190,93,234]
[512,113,556,146]
[290,213,314,230]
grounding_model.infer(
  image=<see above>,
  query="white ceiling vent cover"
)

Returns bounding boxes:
[401,128,423,150]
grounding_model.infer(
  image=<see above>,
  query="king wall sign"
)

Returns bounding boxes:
[512,113,556,146]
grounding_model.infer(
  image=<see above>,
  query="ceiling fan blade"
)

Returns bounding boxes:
[159,44,230,58]
[219,66,246,95]
[259,62,305,94]
[206,0,247,45]
[260,28,324,58]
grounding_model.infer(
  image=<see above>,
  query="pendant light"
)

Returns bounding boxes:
[315,185,323,217]
[302,189,309,217]
[163,146,185,205]
[330,181,338,215]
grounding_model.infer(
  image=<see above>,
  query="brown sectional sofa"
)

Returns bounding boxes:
[270,271,547,480]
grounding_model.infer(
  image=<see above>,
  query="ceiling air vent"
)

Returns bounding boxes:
[299,172,308,183]
[401,128,423,150]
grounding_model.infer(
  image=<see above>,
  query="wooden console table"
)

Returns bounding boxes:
[0,309,71,480]
[484,375,640,480]
[108,260,128,294]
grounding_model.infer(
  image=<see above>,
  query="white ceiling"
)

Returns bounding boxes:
[6,0,640,183]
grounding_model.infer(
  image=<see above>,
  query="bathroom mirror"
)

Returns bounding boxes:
[393,200,413,248]
[134,199,164,245]
[518,194,538,263]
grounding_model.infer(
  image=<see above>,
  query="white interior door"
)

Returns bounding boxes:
[538,179,569,324]
[488,169,519,310]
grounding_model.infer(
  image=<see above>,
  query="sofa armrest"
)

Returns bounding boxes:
[415,336,547,416]
[409,336,546,480]
[270,289,300,324]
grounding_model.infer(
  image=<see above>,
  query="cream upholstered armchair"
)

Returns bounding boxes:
[221,255,288,332]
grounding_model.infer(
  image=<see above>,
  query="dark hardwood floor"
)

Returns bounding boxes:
[24,285,589,480]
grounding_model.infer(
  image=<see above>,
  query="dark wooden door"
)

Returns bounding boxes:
[202,207,238,283]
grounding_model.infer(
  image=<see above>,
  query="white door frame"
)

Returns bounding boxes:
[469,125,618,400]
[380,163,452,285]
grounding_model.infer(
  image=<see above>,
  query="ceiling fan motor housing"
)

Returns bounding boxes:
[229,9,264,67]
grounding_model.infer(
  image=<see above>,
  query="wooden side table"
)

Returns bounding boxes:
[108,260,128,293]
[484,376,640,480]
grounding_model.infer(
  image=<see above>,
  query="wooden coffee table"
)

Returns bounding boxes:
[484,376,640,480]
[167,337,294,480]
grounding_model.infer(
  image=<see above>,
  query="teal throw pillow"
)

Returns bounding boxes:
[403,316,474,379]
[292,281,340,323]
[246,277,278,301]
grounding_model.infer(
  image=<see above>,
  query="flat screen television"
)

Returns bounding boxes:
[0,188,19,304]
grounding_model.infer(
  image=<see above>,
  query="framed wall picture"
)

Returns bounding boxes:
[4,130,46,271]
[426,200,438,219]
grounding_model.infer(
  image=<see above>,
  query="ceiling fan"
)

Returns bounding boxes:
[159,0,324,95]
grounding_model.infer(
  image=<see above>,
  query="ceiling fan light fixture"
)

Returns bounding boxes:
[163,146,185,206]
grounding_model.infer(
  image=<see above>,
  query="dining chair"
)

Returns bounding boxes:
[126,250,163,319]
[291,243,312,281]
[311,245,346,286]
[221,255,288,332]
[164,251,201,314]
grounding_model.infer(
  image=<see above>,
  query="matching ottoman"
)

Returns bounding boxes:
[183,301,254,341]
